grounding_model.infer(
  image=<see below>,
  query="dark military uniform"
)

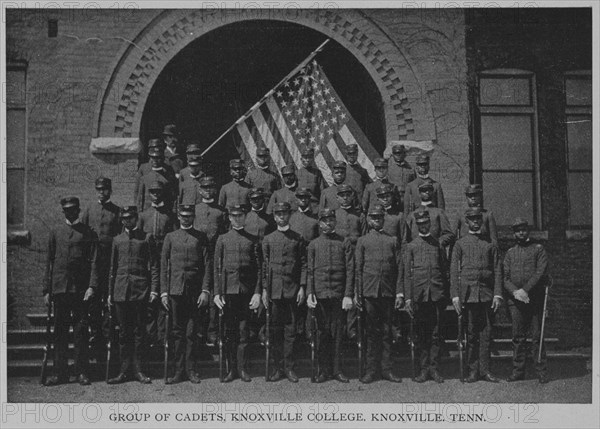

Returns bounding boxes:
[406,206,455,248]
[134,152,178,212]
[345,163,371,202]
[319,183,343,211]
[334,204,365,245]
[178,167,204,205]
[218,180,252,210]
[289,207,319,242]
[44,197,99,383]
[404,177,445,214]
[245,206,276,240]
[382,204,408,245]
[246,150,281,200]
[297,158,326,205]
[162,125,186,177]
[268,186,299,214]
[193,201,228,250]
[388,154,416,208]
[454,208,498,246]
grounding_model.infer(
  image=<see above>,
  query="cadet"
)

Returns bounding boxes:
[218,159,252,210]
[406,181,454,249]
[404,211,448,383]
[107,206,158,384]
[43,197,98,386]
[289,188,319,242]
[362,158,399,215]
[450,207,502,383]
[344,143,371,202]
[404,155,445,214]
[134,145,178,211]
[268,165,299,214]
[504,218,549,384]
[355,205,404,384]
[160,205,212,384]
[453,184,498,246]
[387,144,416,207]
[246,146,281,200]
[334,184,365,245]
[262,202,307,382]
[376,184,407,245]
[319,161,348,211]
[161,124,186,177]
[81,177,121,359]
[178,150,205,205]
[245,188,276,240]
[193,175,228,250]
[213,205,262,382]
[306,209,354,383]
[297,147,326,207]
[138,181,178,347]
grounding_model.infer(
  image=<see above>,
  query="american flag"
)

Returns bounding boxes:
[231,60,380,185]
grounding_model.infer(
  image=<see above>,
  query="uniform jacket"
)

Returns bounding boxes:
[355,229,404,298]
[319,183,343,211]
[245,208,276,240]
[289,208,319,242]
[404,235,449,303]
[164,145,186,176]
[81,200,121,246]
[450,233,502,303]
[503,240,548,297]
[381,205,408,246]
[388,160,416,196]
[193,201,228,248]
[335,206,366,245]
[160,228,212,298]
[218,180,252,210]
[262,228,307,300]
[246,167,281,199]
[43,221,99,296]
[267,186,299,214]
[406,206,455,247]
[361,178,400,214]
[178,170,205,205]
[214,228,262,296]
[134,164,178,211]
[109,228,159,302]
[345,163,371,201]
[453,208,498,246]
[138,203,178,250]
[307,233,354,299]
[297,166,326,201]
[404,176,445,214]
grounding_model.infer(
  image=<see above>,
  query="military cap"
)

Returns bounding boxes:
[188,156,202,166]
[281,165,295,176]
[148,147,164,158]
[332,160,347,170]
[199,176,216,187]
[368,204,385,216]
[229,159,244,168]
[162,124,177,136]
[345,144,358,154]
[148,138,165,149]
[186,143,202,154]
[414,210,431,224]
[148,181,164,191]
[120,205,138,218]
[95,177,112,189]
[256,146,270,156]
[178,204,195,216]
[418,180,434,191]
[318,208,336,220]
[295,187,312,197]
[249,188,265,199]
[465,207,483,218]
[465,184,483,195]
[374,157,388,168]
[228,204,246,215]
[336,184,354,194]
[60,196,80,208]
[272,202,291,212]
[392,144,406,154]
[416,154,430,164]
[301,147,314,157]
[376,183,394,195]
[512,217,529,230]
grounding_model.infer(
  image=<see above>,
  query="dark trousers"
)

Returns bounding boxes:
[115,301,147,373]
[224,294,251,373]
[414,301,445,372]
[508,298,547,377]
[146,299,166,345]
[170,295,203,375]
[364,297,394,376]
[270,298,298,372]
[315,298,344,376]
[53,293,90,376]
[465,302,494,376]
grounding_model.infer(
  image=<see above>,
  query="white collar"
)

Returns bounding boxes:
[151,166,164,172]
[340,204,352,210]
[151,202,165,208]
[125,226,138,234]
[468,230,481,235]
[376,176,388,182]
[348,162,358,166]
[417,173,430,179]
[180,224,193,230]
[98,199,111,205]
[298,206,311,213]
[233,226,244,231]
[383,204,392,211]
[252,205,265,212]
[66,218,80,226]
[420,201,432,206]
[277,225,290,232]
[202,198,214,204]
[419,233,431,237]
[285,181,298,189]
[190,172,202,179]
[258,164,269,170]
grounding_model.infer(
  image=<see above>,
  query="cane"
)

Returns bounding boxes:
[537,275,552,365]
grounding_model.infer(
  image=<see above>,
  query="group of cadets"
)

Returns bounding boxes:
[42,125,550,386]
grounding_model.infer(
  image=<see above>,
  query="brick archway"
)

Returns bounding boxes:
[93,9,436,144]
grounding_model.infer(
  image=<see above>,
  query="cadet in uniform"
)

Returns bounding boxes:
[268,165,299,214]
[245,188,276,240]
[404,211,448,383]
[262,202,307,382]
[334,184,365,246]
[218,159,252,210]
[453,184,498,246]
[246,146,281,200]
[376,184,407,245]
[504,218,549,384]
[319,161,348,211]
[306,208,354,383]
[161,124,186,177]
[160,205,212,383]
[404,155,445,214]
[450,207,502,383]
[289,188,319,242]
[178,153,205,205]
[107,206,158,384]
[387,144,416,208]
[406,181,454,249]
[362,158,399,215]
[297,147,326,208]
[355,205,404,384]
[213,205,262,382]
[344,143,371,202]
[134,145,178,212]
[43,197,98,386]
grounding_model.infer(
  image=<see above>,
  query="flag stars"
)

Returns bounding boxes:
[292,99,300,106]
[334,104,341,112]
[284,110,292,117]
[340,112,347,119]
[288,90,295,97]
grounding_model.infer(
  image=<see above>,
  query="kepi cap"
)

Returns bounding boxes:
[465,184,483,195]
[376,184,394,195]
[392,144,406,154]
[148,147,164,158]
[95,177,112,189]
[272,202,291,212]
[465,207,483,218]
[318,208,336,220]
[148,138,165,149]
[228,204,246,215]
[256,146,270,156]
[345,144,358,154]
[418,180,434,191]
[148,181,164,191]
[60,196,80,209]
[178,204,195,216]
[229,159,244,168]
[281,165,295,176]
[120,205,138,218]
[512,217,529,229]
[249,188,265,199]
[336,184,354,195]
[186,143,202,154]
[162,124,177,136]
[188,156,202,166]
[368,204,385,216]
[414,210,430,224]
[374,158,388,168]
[301,147,314,157]
[416,154,430,164]
[332,160,347,170]
[295,187,312,197]
[199,176,216,187]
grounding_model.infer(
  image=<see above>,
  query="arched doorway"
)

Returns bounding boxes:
[140,20,386,180]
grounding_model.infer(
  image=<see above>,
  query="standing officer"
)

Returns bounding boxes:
[262,202,307,382]
[344,143,371,202]
[334,184,365,246]
[404,155,445,214]
[376,184,407,245]
[161,124,186,177]
[246,147,281,200]
[160,205,212,384]
[81,177,121,360]
[504,218,549,384]
[213,205,262,382]
[297,147,326,208]
[450,207,502,383]
[178,153,205,205]
[306,209,354,383]
[218,159,252,210]
[404,211,448,383]
[362,158,399,215]
[43,197,98,386]
[319,161,348,211]
[355,205,404,384]
[289,188,319,242]
[245,188,276,240]
[134,145,178,212]
[107,206,158,384]
[453,184,498,246]
[268,165,299,213]
[387,144,416,208]
[177,143,203,187]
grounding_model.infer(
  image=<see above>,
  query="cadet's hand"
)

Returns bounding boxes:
[296,287,306,306]
[491,296,502,313]
[83,287,94,301]
[107,295,113,307]
[44,293,51,308]
[452,297,462,315]
[214,294,225,310]
[262,290,269,309]
[149,292,158,304]
[307,294,317,309]
[513,288,530,303]
[198,291,209,308]
[404,299,414,317]
[342,297,353,311]
[249,294,261,311]
[395,294,405,310]
[161,296,170,311]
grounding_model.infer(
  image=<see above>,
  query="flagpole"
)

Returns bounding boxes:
[200,38,331,158]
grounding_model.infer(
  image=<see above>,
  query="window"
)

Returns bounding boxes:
[477,70,541,228]
[565,71,592,228]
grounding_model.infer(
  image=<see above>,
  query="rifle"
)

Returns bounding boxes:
[265,266,272,381]
[40,296,53,385]
[408,258,416,378]
[457,257,465,382]
[218,266,226,383]
[357,268,364,380]
[310,308,318,383]
[538,275,552,364]
[105,301,114,382]
[163,260,171,384]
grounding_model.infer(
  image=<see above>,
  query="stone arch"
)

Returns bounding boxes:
[93,9,436,145]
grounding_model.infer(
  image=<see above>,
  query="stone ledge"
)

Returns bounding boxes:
[7,229,31,246]
[90,137,140,154]
[566,229,593,241]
